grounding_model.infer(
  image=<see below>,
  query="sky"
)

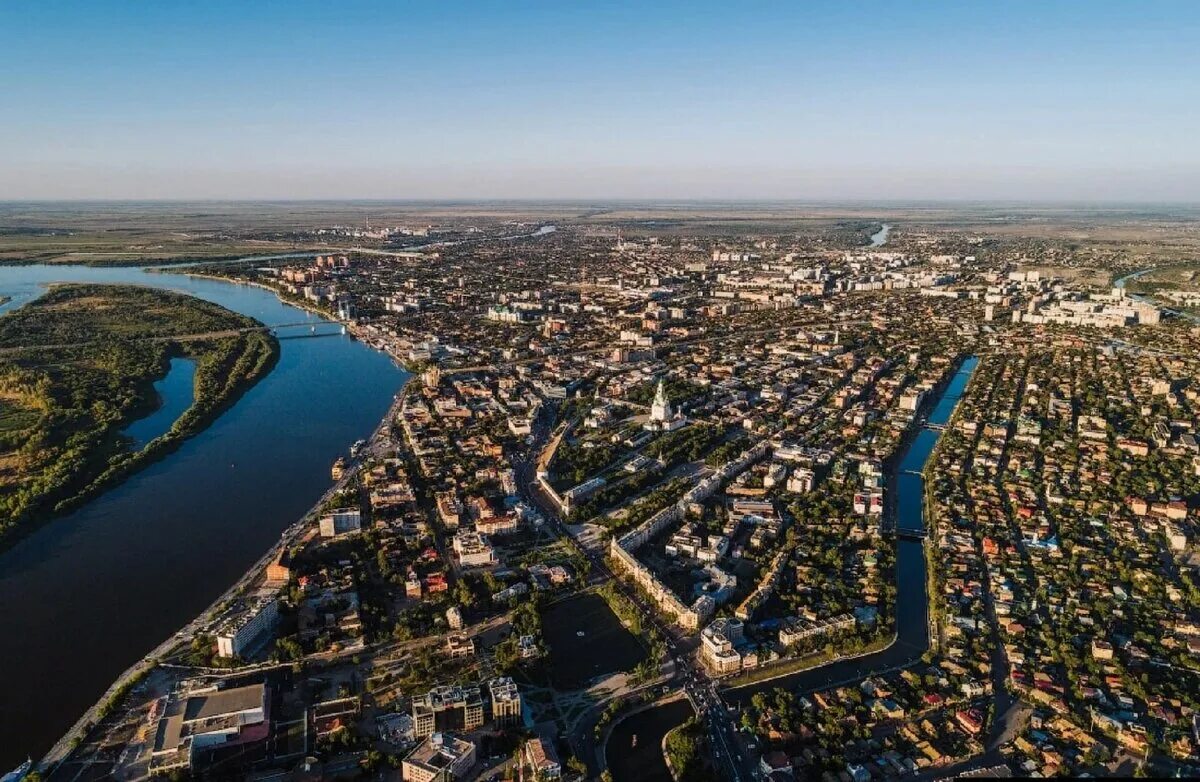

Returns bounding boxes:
[2,0,1199,201]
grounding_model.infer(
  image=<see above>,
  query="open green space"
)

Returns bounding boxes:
[0,283,278,546]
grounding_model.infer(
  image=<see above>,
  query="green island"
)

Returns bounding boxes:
[0,283,278,547]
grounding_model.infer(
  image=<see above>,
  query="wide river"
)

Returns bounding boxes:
[607,356,979,782]
[0,264,408,767]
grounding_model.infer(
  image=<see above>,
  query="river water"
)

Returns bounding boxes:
[121,357,197,448]
[0,264,408,767]
[869,223,891,247]
[606,356,979,782]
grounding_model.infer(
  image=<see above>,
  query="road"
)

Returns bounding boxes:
[443,318,871,376]
[584,356,1019,782]
[507,400,754,782]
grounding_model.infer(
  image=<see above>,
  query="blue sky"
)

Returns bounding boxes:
[2,1,1199,200]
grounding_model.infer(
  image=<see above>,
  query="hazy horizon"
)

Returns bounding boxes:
[4,1,1199,201]
[4,197,1200,208]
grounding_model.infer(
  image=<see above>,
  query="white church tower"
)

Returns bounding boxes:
[651,379,673,422]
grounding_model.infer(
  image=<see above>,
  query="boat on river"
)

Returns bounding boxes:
[2,760,32,782]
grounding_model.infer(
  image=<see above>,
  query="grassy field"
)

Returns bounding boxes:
[0,283,278,547]
[4,200,1200,267]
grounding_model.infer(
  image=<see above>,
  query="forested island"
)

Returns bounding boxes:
[0,283,278,548]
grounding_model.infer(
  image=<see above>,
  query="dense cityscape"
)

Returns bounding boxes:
[5,3,1200,781]
[3,203,1200,781]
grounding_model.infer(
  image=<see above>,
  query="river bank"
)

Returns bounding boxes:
[0,262,408,769]
[173,269,337,322]
[39,380,411,774]
[35,287,411,771]
[0,283,281,555]
[33,269,413,771]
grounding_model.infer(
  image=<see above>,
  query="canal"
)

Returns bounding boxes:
[607,699,695,782]
[0,263,408,768]
[606,356,979,781]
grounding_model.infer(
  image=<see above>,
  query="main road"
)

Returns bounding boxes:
[601,356,981,782]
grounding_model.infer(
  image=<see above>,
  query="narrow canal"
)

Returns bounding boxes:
[606,356,979,782]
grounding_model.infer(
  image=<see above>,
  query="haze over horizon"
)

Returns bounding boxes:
[3,0,1199,202]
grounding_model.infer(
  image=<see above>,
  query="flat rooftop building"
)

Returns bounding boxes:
[150,681,270,773]
[402,732,476,782]
[215,597,279,659]
[487,677,522,727]
[412,684,484,738]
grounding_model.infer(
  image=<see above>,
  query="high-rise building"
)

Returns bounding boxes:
[215,598,279,658]
[412,685,484,738]
[487,677,522,727]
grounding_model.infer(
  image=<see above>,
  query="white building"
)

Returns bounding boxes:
[216,598,279,658]
[899,388,926,412]
[778,614,855,647]
[402,733,476,782]
[319,508,362,538]
[700,617,746,674]
[786,467,816,493]
[523,736,561,779]
[452,531,497,567]
[645,380,687,432]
